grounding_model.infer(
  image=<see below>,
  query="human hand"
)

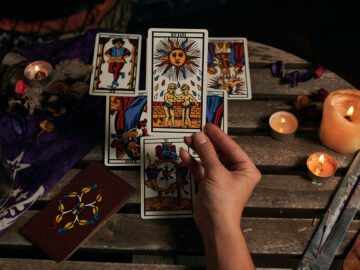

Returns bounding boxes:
[180,123,261,239]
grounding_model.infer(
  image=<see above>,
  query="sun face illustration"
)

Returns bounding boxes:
[153,38,201,81]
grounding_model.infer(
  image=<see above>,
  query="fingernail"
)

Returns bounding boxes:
[179,147,185,152]
[193,132,207,146]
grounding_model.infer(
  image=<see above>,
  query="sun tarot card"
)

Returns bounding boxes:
[141,137,195,219]
[147,28,208,134]
[207,90,228,134]
[207,38,252,100]
[104,93,148,166]
[89,33,141,96]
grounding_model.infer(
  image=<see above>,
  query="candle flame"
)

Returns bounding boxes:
[281,118,286,125]
[35,65,39,72]
[318,154,325,165]
[346,106,354,117]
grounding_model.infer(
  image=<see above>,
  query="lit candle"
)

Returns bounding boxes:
[307,152,337,182]
[24,60,52,86]
[269,111,299,141]
[319,89,360,153]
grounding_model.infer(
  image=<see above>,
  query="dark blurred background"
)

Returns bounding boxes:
[0,0,359,88]
[128,0,360,88]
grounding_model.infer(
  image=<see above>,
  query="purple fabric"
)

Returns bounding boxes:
[20,29,100,65]
[0,30,104,234]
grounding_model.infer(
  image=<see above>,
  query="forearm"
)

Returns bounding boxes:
[202,227,255,270]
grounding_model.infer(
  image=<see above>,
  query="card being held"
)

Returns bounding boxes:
[104,93,149,166]
[207,38,252,100]
[141,137,195,219]
[147,28,208,134]
[89,33,141,96]
[207,90,228,133]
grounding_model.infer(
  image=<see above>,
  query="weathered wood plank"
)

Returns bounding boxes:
[248,40,309,68]
[251,69,355,99]
[232,136,355,170]
[82,137,355,169]
[0,258,291,270]
[132,255,174,265]
[40,170,341,210]
[0,259,201,270]
[1,212,359,256]
[227,99,319,133]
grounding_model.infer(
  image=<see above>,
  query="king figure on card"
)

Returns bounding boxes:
[105,38,131,89]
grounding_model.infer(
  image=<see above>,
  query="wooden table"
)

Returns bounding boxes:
[0,41,358,270]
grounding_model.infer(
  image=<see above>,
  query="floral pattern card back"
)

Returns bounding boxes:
[21,163,135,261]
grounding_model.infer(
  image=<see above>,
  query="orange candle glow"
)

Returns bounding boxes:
[269,111,298,141]
[307,152,337,181]
[319,90,360,153]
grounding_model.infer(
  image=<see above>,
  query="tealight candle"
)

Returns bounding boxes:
[269,111,299,141]
[319,89,360,153]
[24,61,52,87]
[306,152,337,182]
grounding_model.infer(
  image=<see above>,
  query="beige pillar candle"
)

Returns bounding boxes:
[319,89,360,153]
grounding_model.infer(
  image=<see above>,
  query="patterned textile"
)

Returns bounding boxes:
[0,30,105,235]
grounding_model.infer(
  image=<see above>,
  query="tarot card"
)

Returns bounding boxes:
[207,37,252,100]
[104,92,148,166]
[89,32,141,96]
[141,137,195,219]
[207,90,228,134]
[147,28,208,134]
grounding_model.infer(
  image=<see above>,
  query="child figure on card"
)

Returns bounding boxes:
[178,84,198,128]
[164,83,179,127]
[105,38,131,89]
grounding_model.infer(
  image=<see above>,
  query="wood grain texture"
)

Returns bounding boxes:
[0,259,202,270]
[1,212,359,256]
[0,259,291,270]
[231,136,355,170]
[40,170,341,210]
[250,69,355,99]
[248,41,309,68]
[81,137,355,169]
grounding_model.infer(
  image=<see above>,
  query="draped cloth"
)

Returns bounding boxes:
[0,30,104,235]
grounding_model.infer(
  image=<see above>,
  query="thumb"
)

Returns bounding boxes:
[193,132,223,172]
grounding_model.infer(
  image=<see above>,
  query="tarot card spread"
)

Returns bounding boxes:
[147,28,208,134]
[89,33,141,96]
[207,38,252,100]
[141,137,195,219]
[104,93,149,166]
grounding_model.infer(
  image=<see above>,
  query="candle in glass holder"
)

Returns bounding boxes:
[269,111,298,141]
[24,61,52,86]
[307,152,337,182]
[319,89,360,153]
